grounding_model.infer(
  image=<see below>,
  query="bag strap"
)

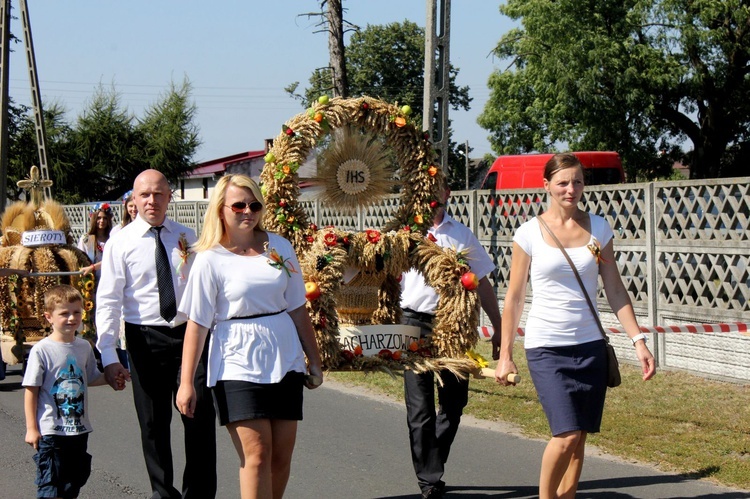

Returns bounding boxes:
[537,216,608,340]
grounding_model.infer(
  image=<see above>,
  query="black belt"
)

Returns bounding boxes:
[227,309,286,321]
[402,308,434,324]
[125,322,186,337]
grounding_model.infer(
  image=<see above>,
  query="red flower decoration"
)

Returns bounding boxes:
[378,349,393,360]
[403,225,411,232]
[323,231,338,247]
[419,348,432,358]
[427,233,437,243]
[341,350,354,362]
[365,229,381,244]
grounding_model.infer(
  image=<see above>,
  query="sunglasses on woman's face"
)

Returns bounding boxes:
[226,201,263,213]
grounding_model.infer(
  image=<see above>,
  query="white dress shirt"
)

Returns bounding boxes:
[95,215,197,367]
[400,213,496,314]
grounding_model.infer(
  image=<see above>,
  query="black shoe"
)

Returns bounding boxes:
[421,484,445,498]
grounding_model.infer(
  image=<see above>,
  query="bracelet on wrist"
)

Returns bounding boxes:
[630,333,648,345]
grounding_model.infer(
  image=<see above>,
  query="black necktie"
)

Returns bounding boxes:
[151,226,177,322]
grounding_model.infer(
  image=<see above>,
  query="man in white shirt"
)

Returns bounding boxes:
[96,169,216,499]
[400,183,503,499]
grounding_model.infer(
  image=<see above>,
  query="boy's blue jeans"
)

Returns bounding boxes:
[33,433,91,499]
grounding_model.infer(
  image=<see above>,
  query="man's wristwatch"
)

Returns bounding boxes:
[630,333,648,345]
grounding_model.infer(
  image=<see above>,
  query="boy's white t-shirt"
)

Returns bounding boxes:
[22,337,103,436]
[515,214,614,348]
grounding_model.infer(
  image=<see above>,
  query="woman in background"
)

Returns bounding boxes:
[110,191,137,236]
[78,203,113,278]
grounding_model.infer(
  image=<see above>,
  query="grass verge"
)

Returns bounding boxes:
[327,340,750,491]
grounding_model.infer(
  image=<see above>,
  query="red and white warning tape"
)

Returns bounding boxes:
[478,322,749,339]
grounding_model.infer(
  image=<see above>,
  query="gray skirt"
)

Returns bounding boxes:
[526,339,608,436]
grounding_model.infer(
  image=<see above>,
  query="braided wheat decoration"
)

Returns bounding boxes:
[260,96,480,375]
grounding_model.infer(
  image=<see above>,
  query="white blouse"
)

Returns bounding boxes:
[77,234,106,264]
[514,214,614,349]
[178,232,307,386]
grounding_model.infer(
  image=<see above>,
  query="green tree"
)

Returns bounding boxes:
[287,20,478,189]
[292,21,471,120]
[7,101,39,201]
[7,101,80,203]
[70,85,140,200]
[137,79,201,186]
[478,0,750,180]
[7,80,201,203]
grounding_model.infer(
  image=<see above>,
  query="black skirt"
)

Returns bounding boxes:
[526,339,608,436]
[212,371,305,426]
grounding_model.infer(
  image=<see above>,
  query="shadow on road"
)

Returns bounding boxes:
[0,381,22,392]
[372,476,749,498]
[580,473,750,498]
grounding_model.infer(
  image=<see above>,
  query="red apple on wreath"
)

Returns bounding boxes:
[305,281,321,301]
[460,271,479,291]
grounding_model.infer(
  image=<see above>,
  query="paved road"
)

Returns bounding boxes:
[0,364,746,498]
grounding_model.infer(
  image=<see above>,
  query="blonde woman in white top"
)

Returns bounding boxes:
[177,174,322,499]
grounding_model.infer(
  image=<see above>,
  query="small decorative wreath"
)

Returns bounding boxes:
[260,96,481,374]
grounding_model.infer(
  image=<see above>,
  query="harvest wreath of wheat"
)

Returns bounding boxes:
[260,96,484,377]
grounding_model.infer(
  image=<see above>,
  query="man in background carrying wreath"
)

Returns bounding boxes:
[400,180,503,498]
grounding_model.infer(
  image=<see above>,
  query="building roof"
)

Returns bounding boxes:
[189,150,266,178]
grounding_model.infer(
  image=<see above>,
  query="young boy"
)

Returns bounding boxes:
[23,284,124,499]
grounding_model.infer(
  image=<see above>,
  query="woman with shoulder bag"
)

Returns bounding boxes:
[495,153,656,499]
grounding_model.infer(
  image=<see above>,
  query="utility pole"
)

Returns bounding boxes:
[464,140,469,190]
[19,0,51,200]
[422,0,450,173]
[0,0,11,209]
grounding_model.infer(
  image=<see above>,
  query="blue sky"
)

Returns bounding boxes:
[9,1,515,163]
